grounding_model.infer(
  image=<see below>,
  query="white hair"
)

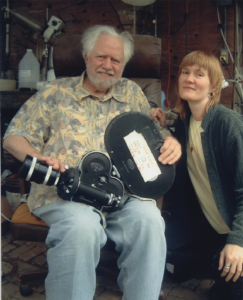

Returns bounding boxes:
[81,25,134,66]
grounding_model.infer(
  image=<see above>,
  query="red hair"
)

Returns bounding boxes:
[177,51,223,119]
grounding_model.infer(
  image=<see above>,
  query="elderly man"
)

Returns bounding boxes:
[3,25,181,300]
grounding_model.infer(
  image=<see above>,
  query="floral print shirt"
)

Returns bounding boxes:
[4,72,168,212]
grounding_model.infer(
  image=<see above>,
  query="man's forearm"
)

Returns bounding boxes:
[3,135,43,162]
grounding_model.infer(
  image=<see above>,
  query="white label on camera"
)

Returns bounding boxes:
[124,130,161,182]
[19,70,31,77]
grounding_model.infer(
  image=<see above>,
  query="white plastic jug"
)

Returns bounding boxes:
[18,49,40,90]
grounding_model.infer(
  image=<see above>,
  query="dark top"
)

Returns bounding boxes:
[171,104,243,247]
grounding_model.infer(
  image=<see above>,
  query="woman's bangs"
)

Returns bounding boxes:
[180,52,211,73]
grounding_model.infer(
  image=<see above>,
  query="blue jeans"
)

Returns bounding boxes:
[33,197,166,300]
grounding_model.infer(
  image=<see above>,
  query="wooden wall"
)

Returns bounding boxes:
[3,0,242,109]
[158,0,236,109]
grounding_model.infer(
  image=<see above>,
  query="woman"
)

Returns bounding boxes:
[153,51,243,300]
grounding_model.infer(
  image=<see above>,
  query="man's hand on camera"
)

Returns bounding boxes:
[40,156,66,173]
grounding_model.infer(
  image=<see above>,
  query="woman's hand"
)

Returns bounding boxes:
[219,244,243,282]
[158,135,182,165]
[150,108,167,128]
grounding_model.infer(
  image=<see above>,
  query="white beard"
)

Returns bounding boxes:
[86,63,123,89]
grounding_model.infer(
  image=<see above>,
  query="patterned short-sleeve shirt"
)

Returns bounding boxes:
[4,72,168,212]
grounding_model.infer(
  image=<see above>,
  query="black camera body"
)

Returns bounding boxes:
[19,152,125,211]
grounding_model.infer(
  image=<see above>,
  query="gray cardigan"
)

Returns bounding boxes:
[171,104,243,247]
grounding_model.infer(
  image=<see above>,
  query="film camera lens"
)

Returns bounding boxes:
[18,155,61,186]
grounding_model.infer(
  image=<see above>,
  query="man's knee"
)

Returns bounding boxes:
[45,205,105,248]
[119,200,165,244]
[129,200,165,231]
[65,209,101,236]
